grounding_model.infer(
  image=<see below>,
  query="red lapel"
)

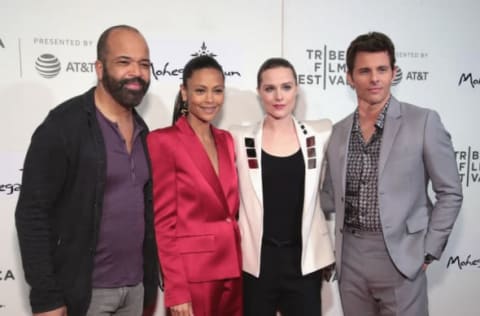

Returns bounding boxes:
[175,117,231,215]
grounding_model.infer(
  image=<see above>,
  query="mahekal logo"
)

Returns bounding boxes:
[151,42,241,80]
[35,53,61,78]
[190,42,240,77]
[191,42,217,57]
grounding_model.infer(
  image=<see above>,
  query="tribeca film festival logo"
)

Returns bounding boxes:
[35,53,95,79]
[298,46,347,89]
[458,73,480,88]
[150,42,241,80]
[298,46,429,89]
[456,146,480,187]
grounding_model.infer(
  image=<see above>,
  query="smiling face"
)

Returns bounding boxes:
[257,66,298,120]
[96,28,151,109]
[181,67,225,125]
[347,51,395,109]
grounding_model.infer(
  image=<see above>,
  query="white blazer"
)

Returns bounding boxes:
[230,116,335,277]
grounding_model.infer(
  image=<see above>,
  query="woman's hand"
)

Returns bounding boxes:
[170,302,194,316]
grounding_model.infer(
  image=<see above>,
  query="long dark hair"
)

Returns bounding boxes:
[172,55,225,124]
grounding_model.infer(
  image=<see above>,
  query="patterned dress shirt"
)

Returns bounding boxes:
[344,101,390,232]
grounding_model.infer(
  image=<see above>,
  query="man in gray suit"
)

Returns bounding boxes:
[321,32,463,315]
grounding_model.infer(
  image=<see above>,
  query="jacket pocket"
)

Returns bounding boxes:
[176,234,215,254]
[406,212,429,234]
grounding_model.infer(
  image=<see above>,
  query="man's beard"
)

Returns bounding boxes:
[102,65,150,109]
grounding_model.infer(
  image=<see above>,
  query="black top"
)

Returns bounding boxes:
[261,149,305,245]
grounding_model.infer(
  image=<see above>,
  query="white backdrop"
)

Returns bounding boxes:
[1,0,478,315]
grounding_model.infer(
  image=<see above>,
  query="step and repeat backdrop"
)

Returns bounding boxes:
[1,0,478,315]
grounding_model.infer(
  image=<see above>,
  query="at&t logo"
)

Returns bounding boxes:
[392,67,403,86]
[35,53,61,78]
[392,66,429,86]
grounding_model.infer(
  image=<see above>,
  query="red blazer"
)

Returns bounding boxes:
[147,116,241,307]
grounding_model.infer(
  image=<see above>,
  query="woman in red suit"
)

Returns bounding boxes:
[147,56,242,316]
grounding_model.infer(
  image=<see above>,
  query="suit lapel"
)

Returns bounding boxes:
[214,128,236,216]
[293,119,323,232]
[336,115,354,198]
[247,120,264,206]
[294,119,316,216]
[175,117,230,213]
[378,97,402,177]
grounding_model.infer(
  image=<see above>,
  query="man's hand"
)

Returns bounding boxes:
[322,263,337,282]
[423,253,436,271]
[34,306,67,316]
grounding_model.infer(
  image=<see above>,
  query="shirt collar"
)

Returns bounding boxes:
[95,107,145,136]
[352,96,391,132]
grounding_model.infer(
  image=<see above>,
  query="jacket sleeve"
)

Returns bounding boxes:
[15,114,67,313]
[146,131,191,308]
[423,110,463,259]
[317,120,335,216]
[320,139,336,215]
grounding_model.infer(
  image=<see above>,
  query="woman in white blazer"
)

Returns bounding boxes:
[230,58,335,316]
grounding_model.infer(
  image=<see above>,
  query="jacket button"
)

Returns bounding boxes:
[226,218,232,222]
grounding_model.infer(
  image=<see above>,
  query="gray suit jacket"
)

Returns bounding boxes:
[321,96,463,280]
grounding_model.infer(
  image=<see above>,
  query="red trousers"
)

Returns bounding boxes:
[189,277,242,316]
